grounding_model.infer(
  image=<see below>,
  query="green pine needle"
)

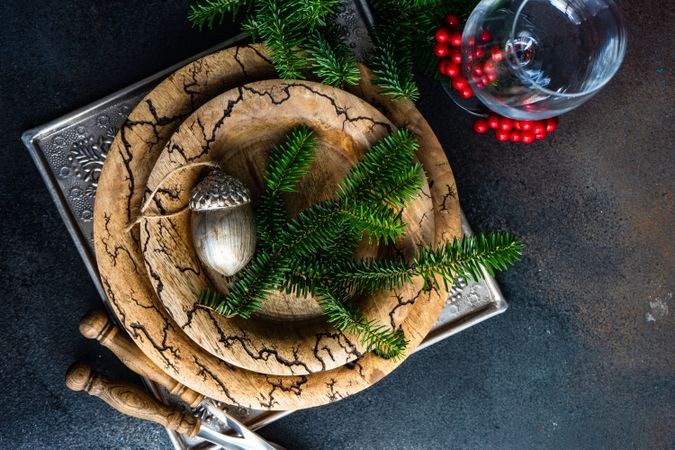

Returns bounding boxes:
[256,126,318,245]
[316,287,408,358]
[305,30,360,88]
[371,40,420,102]
[251,0,308,79]
[338,128,420,204]
[324,232,525,294]
[188,0,247,30]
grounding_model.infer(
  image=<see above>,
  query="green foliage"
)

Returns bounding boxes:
[188,0,479,101]
[316,287,408,359]
[244,0,308,79]
[303,232,524,295]
[256,125,318,244]
[368,0,480,98]
[337,128,423,207]
[305,30,361,88]
[198,126,524,358]
[188,0,248,30]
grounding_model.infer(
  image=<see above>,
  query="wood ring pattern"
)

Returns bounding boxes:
[139,79,435,376]
[94,45,461,409]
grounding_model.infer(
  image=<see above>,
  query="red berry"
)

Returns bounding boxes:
[521,131,535,144]
[438,59,448,75]
[487,114,500,129]
[513,120,522,131]
[481,75,490,85]
[449,31,462,47]
[445,14,460,28]
[452,75,468,91]
[546,117,559,133]
[535,132,547,140]
[520,120,534,132]
[450,48,462,65]
[491,47,504,62]
[473,66,483,77]
[473,118,489,134]
[480,29,492,43]
[509,131,522,142]
[487,72,497,82]
[474,47,485,58]
[435,27,450,43]
[499,117,513,131]
[496,129,510,142]
[532,121,546,135]
[475,81,486,89]
[460,87,474,99]
[434,42,450,57]
[445,62,460,77]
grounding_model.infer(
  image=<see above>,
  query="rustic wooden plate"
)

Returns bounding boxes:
[94,44,461,409]
[138,79,435,376]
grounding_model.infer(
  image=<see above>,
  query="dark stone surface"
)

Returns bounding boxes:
[0,1,672,449]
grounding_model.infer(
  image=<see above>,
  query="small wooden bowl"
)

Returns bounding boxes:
[139,80,435,376]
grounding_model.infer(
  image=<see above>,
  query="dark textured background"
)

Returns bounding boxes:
[0,1,673,449]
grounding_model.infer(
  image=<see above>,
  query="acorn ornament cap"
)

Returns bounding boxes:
[189,170,256,277]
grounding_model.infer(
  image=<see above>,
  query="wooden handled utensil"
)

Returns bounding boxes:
[65,362,282,450]
[79,310,204,408]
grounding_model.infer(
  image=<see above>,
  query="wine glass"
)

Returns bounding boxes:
[457,0,627,120]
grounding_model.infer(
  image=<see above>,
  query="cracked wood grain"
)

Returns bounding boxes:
[140,78,435,376]
[94,45,460,410]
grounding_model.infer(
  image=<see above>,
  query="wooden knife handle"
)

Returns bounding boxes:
[65,362,200,438]
[79,310,204,408]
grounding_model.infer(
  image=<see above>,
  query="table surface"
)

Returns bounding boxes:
[1,1,673,449]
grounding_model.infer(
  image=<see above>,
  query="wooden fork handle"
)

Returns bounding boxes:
[65,362,200,437]
[79,310,204,408]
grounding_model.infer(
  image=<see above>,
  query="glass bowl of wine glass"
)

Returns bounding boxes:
[459,0,627,120]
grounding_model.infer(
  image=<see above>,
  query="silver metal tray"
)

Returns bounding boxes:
[22,1,506,448]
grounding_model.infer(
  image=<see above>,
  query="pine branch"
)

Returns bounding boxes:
[297,232,524,294]
[188,0,248,30]
[292,0,342,27]
[338,128,421,206]
[248,0,308,79]
[305,29,360,88]
[316,287,408,358]
[256,126,318,245]
[340,201,405,244]
[195,124,523,363]
[198,252,287,318]
[371,40,419,101]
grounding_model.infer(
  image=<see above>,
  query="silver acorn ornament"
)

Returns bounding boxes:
[189,170,256,277]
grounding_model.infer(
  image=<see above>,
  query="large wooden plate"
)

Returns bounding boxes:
[94,44,461,409]
[139,80,435,376]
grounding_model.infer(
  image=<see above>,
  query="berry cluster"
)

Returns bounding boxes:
[433,14,561,143]
[434,15,474,99]
[473,115,559,144]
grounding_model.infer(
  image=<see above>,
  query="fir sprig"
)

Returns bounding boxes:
[189,0,480,101]
[256,125,318,245]
[188,0,248,30]
[316,287,408,359]
[305,30,361,88]
[371,39,420,101]
[301,232,524,294]
[337,128,423,206]
[197,126,524,358]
